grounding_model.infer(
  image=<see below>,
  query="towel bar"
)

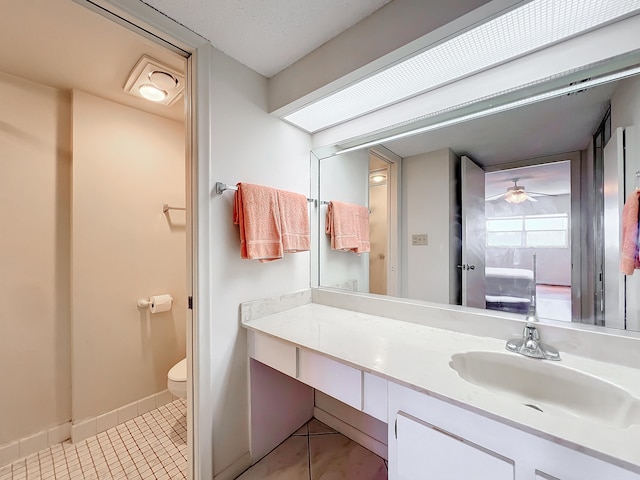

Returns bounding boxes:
[163,204,186,213]
[215,181,318,206]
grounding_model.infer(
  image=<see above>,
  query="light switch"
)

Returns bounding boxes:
[412,234,428,246]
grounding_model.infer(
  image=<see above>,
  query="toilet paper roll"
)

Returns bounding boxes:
[150,294,173,313]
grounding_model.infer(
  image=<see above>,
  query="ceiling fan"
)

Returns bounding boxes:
[486,178,556,204]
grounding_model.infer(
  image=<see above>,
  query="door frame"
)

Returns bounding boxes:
[74,1,212,478]
[485,151,581,322]
[370,146,402,296]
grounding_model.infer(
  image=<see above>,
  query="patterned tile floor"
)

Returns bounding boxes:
[236,418,387,480]
[0,399,187,480]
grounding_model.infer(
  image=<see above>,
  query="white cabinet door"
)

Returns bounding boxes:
[534,442,640,480]
[396,412,514,480]
[536,464,638,480]
[536,473,560,480]
[389,382,640,480]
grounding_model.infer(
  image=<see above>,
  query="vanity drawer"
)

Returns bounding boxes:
[363,372,388,422]
[298,349,362,410]
[248,331,297,378]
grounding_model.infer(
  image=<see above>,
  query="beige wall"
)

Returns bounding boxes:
[71,90,186,421]
[369,182,388,295]
[0,71,72,444]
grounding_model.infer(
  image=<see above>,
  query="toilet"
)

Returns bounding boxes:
[167,358,187,398]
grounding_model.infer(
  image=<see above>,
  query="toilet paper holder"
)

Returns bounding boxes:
[137,298,153,308]
[137,295,173,309]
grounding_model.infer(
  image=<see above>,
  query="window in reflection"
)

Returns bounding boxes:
[486,214,569,248]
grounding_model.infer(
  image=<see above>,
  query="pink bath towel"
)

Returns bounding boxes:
[233,183,283,262]
[621,190,640,275]
[326,201,370,254]
[277,189,310,252]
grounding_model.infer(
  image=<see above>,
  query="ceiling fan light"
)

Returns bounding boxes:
[505,191,528,204]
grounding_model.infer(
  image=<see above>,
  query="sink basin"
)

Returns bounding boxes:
[449,351,640,428]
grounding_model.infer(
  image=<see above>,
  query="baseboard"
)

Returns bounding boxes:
[1,389,181,469]
[214,451,252,480]
[71,389,178,443]
[0,421,72,468]
[314,407,388,460]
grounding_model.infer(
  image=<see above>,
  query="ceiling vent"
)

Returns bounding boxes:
[124,55,184,106]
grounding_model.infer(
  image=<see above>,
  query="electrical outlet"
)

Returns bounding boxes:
[412,234,428,246]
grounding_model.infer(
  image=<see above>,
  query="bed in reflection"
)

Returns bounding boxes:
[484,267,534,314]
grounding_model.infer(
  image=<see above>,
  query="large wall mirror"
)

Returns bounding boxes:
[313,50,640,333]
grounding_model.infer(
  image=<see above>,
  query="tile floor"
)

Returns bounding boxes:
[0,398,187,480]
[236,418,387,480]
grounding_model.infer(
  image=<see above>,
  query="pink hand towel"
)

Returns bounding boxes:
[356,206,370,254]
[233,183,283,262]
[620,190,640,275]
[277,189,310,253]
[326,201,370,254]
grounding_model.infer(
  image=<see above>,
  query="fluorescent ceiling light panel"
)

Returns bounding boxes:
[284,0,640,133]
[333,64,640,156]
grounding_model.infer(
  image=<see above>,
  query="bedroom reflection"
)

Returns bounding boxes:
[484,161,571,323]
[316,72,640,332]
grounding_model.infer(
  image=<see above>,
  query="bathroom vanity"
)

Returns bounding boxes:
[241,289,640,480]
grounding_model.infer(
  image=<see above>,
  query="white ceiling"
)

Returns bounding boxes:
[383,81,616,174]
[141,0,393,78]
[485,161,572,198]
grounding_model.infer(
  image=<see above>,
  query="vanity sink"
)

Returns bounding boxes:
[449,351,640,428]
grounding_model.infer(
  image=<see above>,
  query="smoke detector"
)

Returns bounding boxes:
[124,55,184,106]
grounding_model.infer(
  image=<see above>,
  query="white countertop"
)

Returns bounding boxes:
[242,302,640,471]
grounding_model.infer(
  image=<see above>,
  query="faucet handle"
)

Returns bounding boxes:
[523,323,539,341]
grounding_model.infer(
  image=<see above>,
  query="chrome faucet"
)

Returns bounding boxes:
[526,252,539,324]
[505,253,561,360]
[506,323,560,360]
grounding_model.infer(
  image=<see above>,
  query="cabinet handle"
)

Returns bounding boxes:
[395,418,398,439]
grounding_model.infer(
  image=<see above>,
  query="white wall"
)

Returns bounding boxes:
[319,150,370,292]
[206,47,312,478]
[611,75,640,132]
[485,195,572,286]
[401,148,459,303]
[71,90,186,421]
[0,71,71,445]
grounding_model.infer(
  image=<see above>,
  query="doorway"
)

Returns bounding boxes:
[484,161,572,322]
[369,155,390,295]
[0,0,198,478]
